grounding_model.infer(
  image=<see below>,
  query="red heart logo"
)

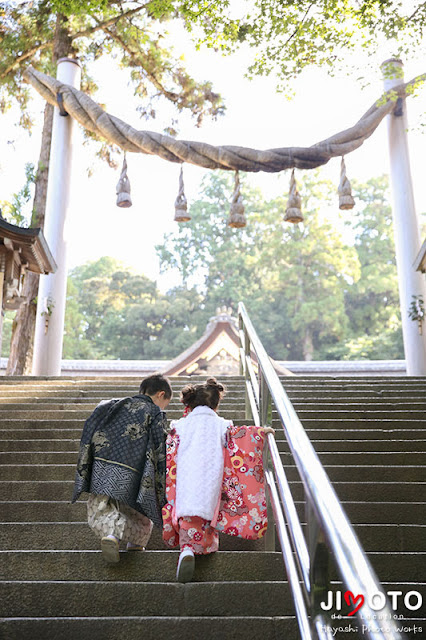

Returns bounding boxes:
[344,590,365,616]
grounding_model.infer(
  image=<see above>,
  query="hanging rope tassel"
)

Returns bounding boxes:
[116,155,132,208]
[228,171,246,228]
[338,156,355,210]
[174,166,190,222]
[284,169,303,223]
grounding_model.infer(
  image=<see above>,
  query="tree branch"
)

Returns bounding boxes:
[1,4,149,80]
[1,42,52,79]
[99,23,179,103]
[407,2,426,22]
[72,4,149,40]
[282,2,316,48]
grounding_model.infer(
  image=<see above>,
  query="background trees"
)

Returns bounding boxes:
[3,172,402,363]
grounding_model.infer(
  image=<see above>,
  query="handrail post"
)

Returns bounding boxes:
[260,369,275,551]
[243,334,253,421]
[306,497,331,632]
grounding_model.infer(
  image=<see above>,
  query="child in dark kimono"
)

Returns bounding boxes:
[162,378,274,583]
[72,374,172,563]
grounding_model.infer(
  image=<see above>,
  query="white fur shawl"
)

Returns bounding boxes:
[173,406,232,520]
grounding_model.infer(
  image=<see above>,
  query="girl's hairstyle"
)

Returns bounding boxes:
[180,377,226,411]
[139,374,173,399]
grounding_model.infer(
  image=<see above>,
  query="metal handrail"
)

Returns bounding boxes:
[238,301,406,640]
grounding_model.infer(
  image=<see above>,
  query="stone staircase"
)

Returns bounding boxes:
[0,375,425,639]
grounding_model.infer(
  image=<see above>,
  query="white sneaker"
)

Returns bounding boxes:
[101,535,120,564]
[176,547,195,583]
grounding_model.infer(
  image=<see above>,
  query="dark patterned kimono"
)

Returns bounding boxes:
[71,394,168,527]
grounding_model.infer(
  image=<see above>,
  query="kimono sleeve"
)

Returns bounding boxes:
[71,399,117,503]
[217,425,268,540]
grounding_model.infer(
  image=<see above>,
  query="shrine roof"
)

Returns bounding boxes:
[0,218,57,274]
[162,308,291,377]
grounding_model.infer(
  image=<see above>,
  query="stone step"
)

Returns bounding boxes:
[293,411,426,421]
[287,391,426,399]
[0,521,263,551]
[1,449,424,466]
[2,402,426,418]
[2,418,425,433]
[278,439,426,453]
[0,446,426,467]
[293,402,426,411]
[0,615,299,640]
[281,452,426,465]
[0,549,422,582]
[3,427,426,444]
[1,437,426,453]
[0,550,284,582]
[1,463,424,482]
[0,409,250,420]
[276,420,426,430]
[0,580,291,618]
[1,613,425,640]
[0,521,424,553]
[2,480,423,503]
[1,498,424,527]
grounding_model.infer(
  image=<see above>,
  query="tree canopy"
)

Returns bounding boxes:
[0,0,225,134]
[176,0,426,89]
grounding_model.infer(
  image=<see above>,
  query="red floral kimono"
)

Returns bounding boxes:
[162,424,268,554]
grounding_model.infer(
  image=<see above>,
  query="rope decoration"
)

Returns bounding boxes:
[174,166,190,222]
[227,171,246,228]
[22,66,425,174]
[284,169,303,223]
[338,156,355,210]
[116,154,132,208]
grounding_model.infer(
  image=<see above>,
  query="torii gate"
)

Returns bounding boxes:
[24,58,426,376]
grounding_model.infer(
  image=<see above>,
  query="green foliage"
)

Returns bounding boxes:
[157,170,361,359]
[156,171,403,361]
[49,0,109,16]
[175,0,426,89]
[0,163,36,226]
[340,175,403,357]
[63,257,206,359]
[0,0,225,135]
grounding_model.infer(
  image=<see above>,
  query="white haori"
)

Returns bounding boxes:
[173,406,232,521]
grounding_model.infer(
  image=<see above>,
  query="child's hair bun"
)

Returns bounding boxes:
[181,384,197,406]
[206,377,224,393]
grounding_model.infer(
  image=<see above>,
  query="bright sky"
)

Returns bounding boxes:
[1,17,425,292]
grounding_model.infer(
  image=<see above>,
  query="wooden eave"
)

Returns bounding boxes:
[0,219,57,274]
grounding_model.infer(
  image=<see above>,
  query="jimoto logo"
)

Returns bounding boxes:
[320,590,423,615]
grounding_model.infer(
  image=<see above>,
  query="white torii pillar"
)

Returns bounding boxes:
[382,59,426,376]
[33,58,81,376]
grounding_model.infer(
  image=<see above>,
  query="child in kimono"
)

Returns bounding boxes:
[162,377,274,583]
[72,374,172,564]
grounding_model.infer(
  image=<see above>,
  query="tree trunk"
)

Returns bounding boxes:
[303,328,314,361]
[6,14,73,375]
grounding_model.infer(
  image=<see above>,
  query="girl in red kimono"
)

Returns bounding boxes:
[162,377,274,583]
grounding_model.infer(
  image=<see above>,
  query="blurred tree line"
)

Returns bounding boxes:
[1,171,406,362]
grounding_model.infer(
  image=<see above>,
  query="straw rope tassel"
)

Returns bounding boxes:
[116,154,132,208]
[338,156,355,210]
[284,169,303,223]
[174,166,190,222]
[228,171,246,228]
